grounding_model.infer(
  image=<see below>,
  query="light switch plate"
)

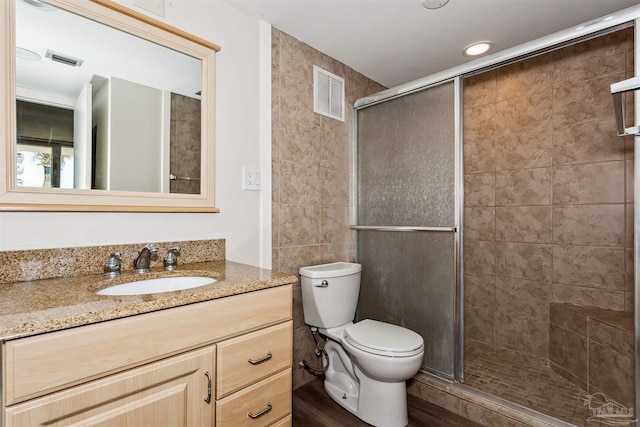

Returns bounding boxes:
[243,166,261,191]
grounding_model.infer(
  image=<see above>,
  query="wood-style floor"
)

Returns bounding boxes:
[292,377,482,427]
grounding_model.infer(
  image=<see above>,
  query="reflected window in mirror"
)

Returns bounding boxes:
[16,100,74,189]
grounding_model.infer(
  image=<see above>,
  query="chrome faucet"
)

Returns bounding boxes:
[133,243,159,274]
[103,252,122,278]
[164,246,181,271]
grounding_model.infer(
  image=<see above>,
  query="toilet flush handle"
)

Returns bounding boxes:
[314,280,329,288]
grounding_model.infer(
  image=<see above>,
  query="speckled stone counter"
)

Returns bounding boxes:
[0,259,298,341]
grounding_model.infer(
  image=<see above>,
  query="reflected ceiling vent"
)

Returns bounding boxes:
[314,65,345,121]
[45,49,84,67]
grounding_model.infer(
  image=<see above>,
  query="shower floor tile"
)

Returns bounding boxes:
[464,345,596,426]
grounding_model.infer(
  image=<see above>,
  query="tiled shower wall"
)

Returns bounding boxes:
[271,28,385,389]
[464,28,635,361]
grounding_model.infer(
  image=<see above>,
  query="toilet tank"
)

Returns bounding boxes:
[299,262,362,328]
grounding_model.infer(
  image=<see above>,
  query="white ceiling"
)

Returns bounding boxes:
[222,0,639,88]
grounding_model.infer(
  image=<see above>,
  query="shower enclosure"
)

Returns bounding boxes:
[353,9,638,426]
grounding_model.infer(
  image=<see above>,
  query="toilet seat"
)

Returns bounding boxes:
[344,319,424,357]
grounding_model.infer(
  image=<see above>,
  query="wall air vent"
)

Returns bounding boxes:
[45,49,84,67]
[314,65,345,121]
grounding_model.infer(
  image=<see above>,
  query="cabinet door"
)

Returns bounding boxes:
[5,346,215,427]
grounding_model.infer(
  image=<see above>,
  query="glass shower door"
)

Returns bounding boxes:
[355,80,460,379]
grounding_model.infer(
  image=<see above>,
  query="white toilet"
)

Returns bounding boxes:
[299,262,424,427]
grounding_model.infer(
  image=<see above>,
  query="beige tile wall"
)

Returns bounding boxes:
[463,28,635,361]
[271,28,385,389]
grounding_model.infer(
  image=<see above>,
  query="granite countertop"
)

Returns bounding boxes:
[0,261,298,341]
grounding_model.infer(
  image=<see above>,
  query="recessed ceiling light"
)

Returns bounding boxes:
[422,0,450,10]
[16,47,41,61]
[463,41,493,57]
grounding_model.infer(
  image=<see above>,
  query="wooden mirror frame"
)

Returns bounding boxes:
[0,0,220,212]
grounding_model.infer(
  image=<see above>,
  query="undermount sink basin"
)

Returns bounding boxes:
[97,276,216,296]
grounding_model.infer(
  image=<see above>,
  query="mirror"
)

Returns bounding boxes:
[1,0,220,211]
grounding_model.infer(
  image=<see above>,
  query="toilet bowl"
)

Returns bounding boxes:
[300,262,424,427]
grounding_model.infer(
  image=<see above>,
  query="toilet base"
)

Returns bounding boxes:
[323,340,359,415]
[323,372,409,427]
[354,364,408,427]
[324,374,359,415]
[322,341,410,427]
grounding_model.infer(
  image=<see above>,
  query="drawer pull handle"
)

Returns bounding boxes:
[204,371,212,404]
[248,351,272,365]
[248,402,272,419]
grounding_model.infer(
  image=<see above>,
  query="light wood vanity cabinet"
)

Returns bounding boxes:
[2,285,293,427]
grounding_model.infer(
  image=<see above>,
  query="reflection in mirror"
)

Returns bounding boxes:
[15,0,202,195]
[1,0,219,211]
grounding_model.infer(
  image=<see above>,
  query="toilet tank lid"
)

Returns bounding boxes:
[299,262,362,278]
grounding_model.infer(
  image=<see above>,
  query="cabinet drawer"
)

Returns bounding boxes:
[3,285,292,405]
[216,321,292,398]
[216,369,291,427]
